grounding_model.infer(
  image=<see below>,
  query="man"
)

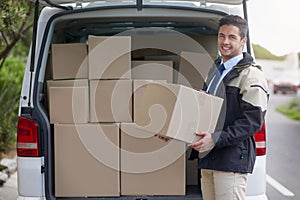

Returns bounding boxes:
[189,15,269,200]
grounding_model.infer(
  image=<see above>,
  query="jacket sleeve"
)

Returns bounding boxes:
[212,66,269,148]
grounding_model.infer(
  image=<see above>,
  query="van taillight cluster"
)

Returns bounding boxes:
[254,123,266,156]
[17,117,39,157]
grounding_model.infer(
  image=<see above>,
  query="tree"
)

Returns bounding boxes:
[0,57,25,156]
[0,0,34,70]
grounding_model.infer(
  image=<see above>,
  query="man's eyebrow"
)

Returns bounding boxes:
[218,33,238,38]
[229,34,238,37]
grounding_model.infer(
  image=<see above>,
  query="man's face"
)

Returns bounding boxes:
[218,24,247,62]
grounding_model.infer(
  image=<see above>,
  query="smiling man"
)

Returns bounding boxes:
[189,15,269,200]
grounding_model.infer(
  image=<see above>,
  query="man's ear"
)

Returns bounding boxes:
[241,37,247,46]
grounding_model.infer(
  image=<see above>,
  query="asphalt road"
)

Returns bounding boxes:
[0,172,17,200]
[266,93,300,200]
[0,93,299,200]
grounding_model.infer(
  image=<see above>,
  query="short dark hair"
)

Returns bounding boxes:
[219,15,248,39]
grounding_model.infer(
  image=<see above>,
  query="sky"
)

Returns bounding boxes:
[247,0,300,56]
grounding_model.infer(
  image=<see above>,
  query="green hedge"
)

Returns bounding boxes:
[276,99,300,120]
[0,57,25,156]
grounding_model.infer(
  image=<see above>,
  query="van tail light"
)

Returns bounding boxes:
[17,117,39,157]
[254,123,266,156]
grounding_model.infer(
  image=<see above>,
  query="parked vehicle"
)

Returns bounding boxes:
[17,0,268,200]
[273,80,298,94]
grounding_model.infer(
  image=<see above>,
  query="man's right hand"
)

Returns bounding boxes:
[189,131,215,152]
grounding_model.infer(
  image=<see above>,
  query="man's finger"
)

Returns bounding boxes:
[195,131,207,137]
[189,140,203,148]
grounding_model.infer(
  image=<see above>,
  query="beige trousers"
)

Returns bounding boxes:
[201,169,248,200]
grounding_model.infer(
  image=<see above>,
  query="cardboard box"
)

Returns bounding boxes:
[51,43,88,80]
[177,51,213,90]
[120,123,186,195]
[131,60,173,83]
[144,55,181,82]
[47,79,88,87]
[54,123,120,197]
[90,80,132,122]
[134,82,223,143]
[88,36,131,79]
[133,80,167,122]
[48,80,89,124]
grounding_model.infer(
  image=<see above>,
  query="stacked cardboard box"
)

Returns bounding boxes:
[49,36,185,197]
[54,123,119,197]
[47,79,89,124]
[131,60,173,83]
[88,36,132,123]
[49,36,132,197]
[48,36,222,197]
[51,43,88,80]
[48,43,90,125]
[89,79,132,123]
[120,123,186,195]
[88,35,131,80]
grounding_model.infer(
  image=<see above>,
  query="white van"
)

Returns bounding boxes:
[17,0,268,199]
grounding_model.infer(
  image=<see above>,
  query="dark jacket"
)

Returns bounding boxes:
[190,52,269,173]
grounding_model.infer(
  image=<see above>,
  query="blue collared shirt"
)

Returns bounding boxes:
[207,53,244,94]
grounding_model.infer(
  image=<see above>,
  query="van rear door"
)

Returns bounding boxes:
[38,0,244,5]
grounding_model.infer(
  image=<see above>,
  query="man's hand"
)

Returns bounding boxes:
[189,132,215,152]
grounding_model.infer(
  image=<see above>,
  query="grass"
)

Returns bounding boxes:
[276,99,300,120]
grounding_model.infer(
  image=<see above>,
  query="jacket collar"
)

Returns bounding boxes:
[204,52,257,91]
[214,52,254,68]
